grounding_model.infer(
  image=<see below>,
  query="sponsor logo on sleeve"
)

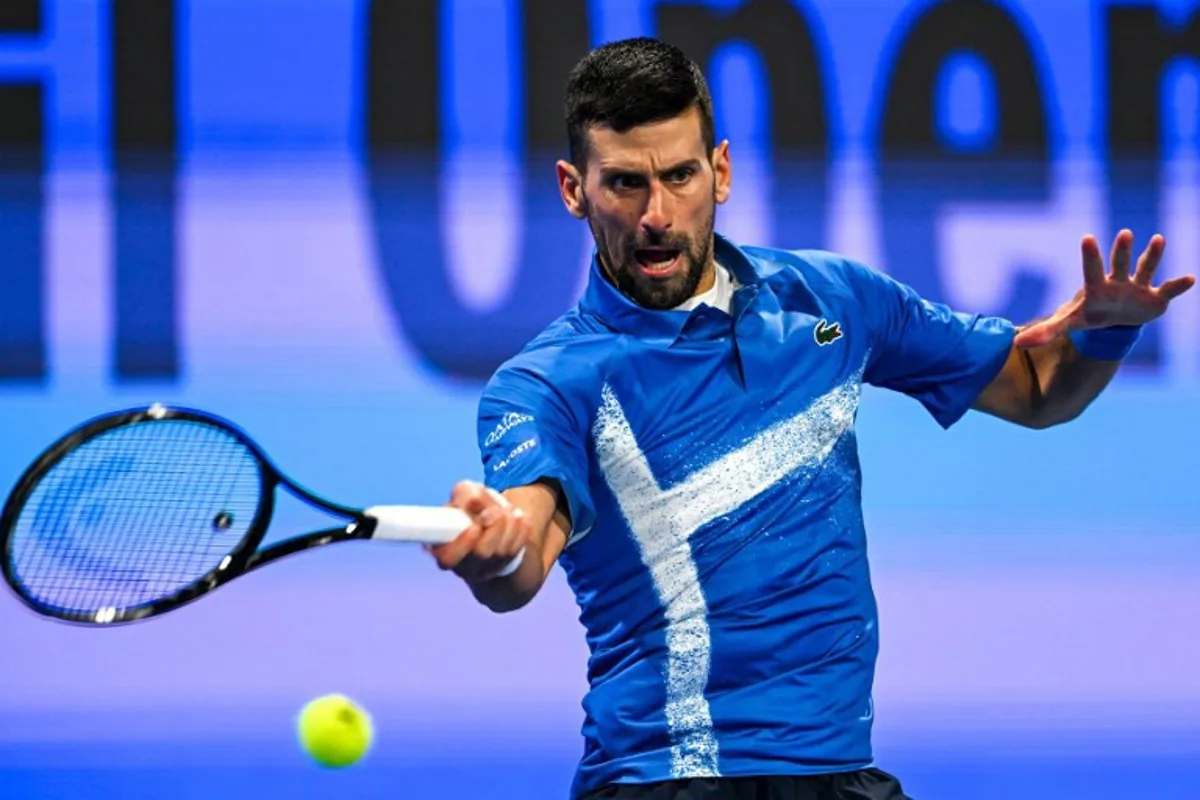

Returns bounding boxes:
[485,412,535,448]
[492,437,538,473]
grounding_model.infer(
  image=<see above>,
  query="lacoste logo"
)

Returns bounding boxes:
[814,319,842,346]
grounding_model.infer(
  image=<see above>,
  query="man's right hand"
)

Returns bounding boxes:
[426,480,568,613]
[427,480,533,584]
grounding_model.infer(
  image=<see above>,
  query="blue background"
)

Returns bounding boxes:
[1,1,1199,798]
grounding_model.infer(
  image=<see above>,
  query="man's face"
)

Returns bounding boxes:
[557,107,732,309]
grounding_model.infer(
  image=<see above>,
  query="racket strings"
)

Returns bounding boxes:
[7,420,265,616]
[16,434,198,611]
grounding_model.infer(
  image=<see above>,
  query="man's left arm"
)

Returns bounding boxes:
[973,230,1194,429]
[971,332,1121,429]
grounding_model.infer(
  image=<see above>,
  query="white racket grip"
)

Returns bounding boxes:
[363,505,471,544]
[363,503,527,577]
[360,506,530,575]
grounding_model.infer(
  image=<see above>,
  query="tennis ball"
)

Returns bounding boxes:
[296,693,374,768]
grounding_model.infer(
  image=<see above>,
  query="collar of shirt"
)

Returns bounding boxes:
[579,233,769,343]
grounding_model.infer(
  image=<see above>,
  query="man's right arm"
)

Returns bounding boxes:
[446,359,594,612]
[427,479,571,613]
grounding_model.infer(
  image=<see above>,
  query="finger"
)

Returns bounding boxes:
[450,480,488,513]
[449,479,478,503]
[1132,234,1166,287]
[462,488,509,531]
[429,522,483,570]
[475,500,509,532]
[472,533,498,562]
[455,484,509,518]
[1157,274,1197,301]
[479,507,530,574]
[483,488,514,518]
[1081,235,1106,287]
[1109,229,1133,281]
[430,525,481,569]
[473,508,511,561]
[497,508,528,559]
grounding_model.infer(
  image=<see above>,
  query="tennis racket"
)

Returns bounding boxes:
[0,403,481,626]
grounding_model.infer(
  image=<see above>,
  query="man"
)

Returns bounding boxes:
[425,38,1194,800]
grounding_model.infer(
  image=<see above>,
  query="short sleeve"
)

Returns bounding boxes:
[477,365,596,540]
[849,260,1016,429]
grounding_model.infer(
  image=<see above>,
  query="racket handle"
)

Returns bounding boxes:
[363,505,471,544]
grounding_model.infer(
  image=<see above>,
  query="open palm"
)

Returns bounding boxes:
[1014,230,1196,349]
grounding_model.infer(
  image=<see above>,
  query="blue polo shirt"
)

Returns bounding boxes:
[477,234,1015,797]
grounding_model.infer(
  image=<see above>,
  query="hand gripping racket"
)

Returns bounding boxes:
[0,403,482,626]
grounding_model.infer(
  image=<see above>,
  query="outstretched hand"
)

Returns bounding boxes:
[1013,230,1196,349]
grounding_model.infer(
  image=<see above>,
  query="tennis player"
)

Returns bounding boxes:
[427,38,1195,800]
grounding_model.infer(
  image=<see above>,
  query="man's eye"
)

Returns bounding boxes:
[610,175,644,190]
[664,168,695,184]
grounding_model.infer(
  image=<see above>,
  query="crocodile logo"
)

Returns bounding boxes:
[814,319,843,346]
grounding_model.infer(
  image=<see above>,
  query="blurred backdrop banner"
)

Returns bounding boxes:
[1,2,1198,799]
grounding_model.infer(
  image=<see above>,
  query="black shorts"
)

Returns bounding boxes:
[582,768,913,800]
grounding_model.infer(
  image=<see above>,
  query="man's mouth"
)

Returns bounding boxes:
[634,248,682,276]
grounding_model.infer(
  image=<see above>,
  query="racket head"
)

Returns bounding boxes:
[0,403,277,625]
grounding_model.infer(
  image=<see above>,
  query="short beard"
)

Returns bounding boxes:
[586,202,716,311]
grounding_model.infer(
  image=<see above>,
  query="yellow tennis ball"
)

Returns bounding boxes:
[296,693,374,768]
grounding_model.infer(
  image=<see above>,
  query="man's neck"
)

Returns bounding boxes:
[691,259,716,297]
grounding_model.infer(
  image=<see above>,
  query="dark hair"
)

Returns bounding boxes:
[564,37,715,170]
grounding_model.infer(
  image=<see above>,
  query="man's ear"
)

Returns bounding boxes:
[556,160,588,219]
[713,140,731,205]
